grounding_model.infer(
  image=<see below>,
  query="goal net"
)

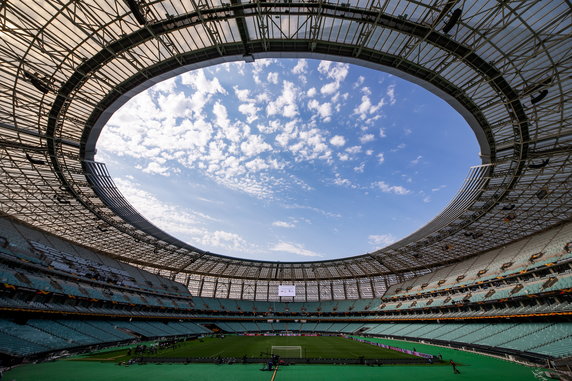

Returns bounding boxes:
[271,345,303,358]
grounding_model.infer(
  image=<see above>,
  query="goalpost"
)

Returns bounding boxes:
[271,345,303,358]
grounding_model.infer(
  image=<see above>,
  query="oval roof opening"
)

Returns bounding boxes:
[96,58,480,262]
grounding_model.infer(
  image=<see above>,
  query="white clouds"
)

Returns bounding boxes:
[307,99,332,120]
[97,59,463,262]
[213,101,231,129]
[333,173,352,187]
[251,58,275,84]
[318,61,349,82]
[289,128,331,162]
[354,162,365,173]
[368,233,396,249]
[272,220,295,228]
[317,60,332,74]
[353,76,365,88]
[292,59,307,74]
[233,86,253,102]
[267,72,279,84]
[238,102,260,123]
[142,161,170,176]
[354,95,385,120]
[373,181,410,195]
[391,143,406,152]
[203,231,248,251]
[345,145,361,154]
[410,155,423,165]
[240,134,272,157]
[113,177,252,253]
[386,84,396,105]
[181,69,226,96]
[266,80,299,118]
[330,135,346,147]
[114,177,202,231]
[282,203,341,218]
[270,242,322,257]
[244,157,282,172]
[151,77,176,93]
[360,134,375,143]
[257,120,281,134]
[317,61,349,97]
[320,81,340,96]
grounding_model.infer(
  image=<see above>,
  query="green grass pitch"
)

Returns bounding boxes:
[6,336,545,381]
[83,335,417,361]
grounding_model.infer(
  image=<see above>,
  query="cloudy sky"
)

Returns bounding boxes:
[96,58,480,261]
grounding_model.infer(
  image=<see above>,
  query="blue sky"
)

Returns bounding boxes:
[96,59,480,261]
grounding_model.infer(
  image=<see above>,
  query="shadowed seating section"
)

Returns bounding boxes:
[0,318,210,356]
[1,318,571,359]
[363,322,572,358]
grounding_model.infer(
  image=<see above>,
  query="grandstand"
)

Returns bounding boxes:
[0,0,571,380]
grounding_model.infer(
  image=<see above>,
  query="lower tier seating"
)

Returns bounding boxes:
[0,317,570,359]
[0,318,210,357]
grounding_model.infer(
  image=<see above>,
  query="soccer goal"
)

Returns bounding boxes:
[271,345,303,358]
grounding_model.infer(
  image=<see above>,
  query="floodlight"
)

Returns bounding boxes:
[23,71,50,94]
[26,153,46,165]
[124,0,147,25]
[443,9,462,34]
[531,90,548,104]
[528,159,549,169]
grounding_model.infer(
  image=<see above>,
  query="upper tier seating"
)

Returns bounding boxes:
[386,222,572,298]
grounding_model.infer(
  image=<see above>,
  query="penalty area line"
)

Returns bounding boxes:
[270,365,279,381]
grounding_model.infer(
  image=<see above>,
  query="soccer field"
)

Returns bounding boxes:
[5,336,545,381]
[83,335,417,361]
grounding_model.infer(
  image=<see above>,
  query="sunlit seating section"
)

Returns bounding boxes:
[497,223,571,277]
[385,222,572,298]
[542,271,572,292]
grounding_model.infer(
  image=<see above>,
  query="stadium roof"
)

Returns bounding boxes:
[0,0,570,285]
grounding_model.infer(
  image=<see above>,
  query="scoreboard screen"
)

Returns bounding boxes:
[278,285,296,297]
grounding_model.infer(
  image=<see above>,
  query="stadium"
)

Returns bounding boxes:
[0,0,571,380]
